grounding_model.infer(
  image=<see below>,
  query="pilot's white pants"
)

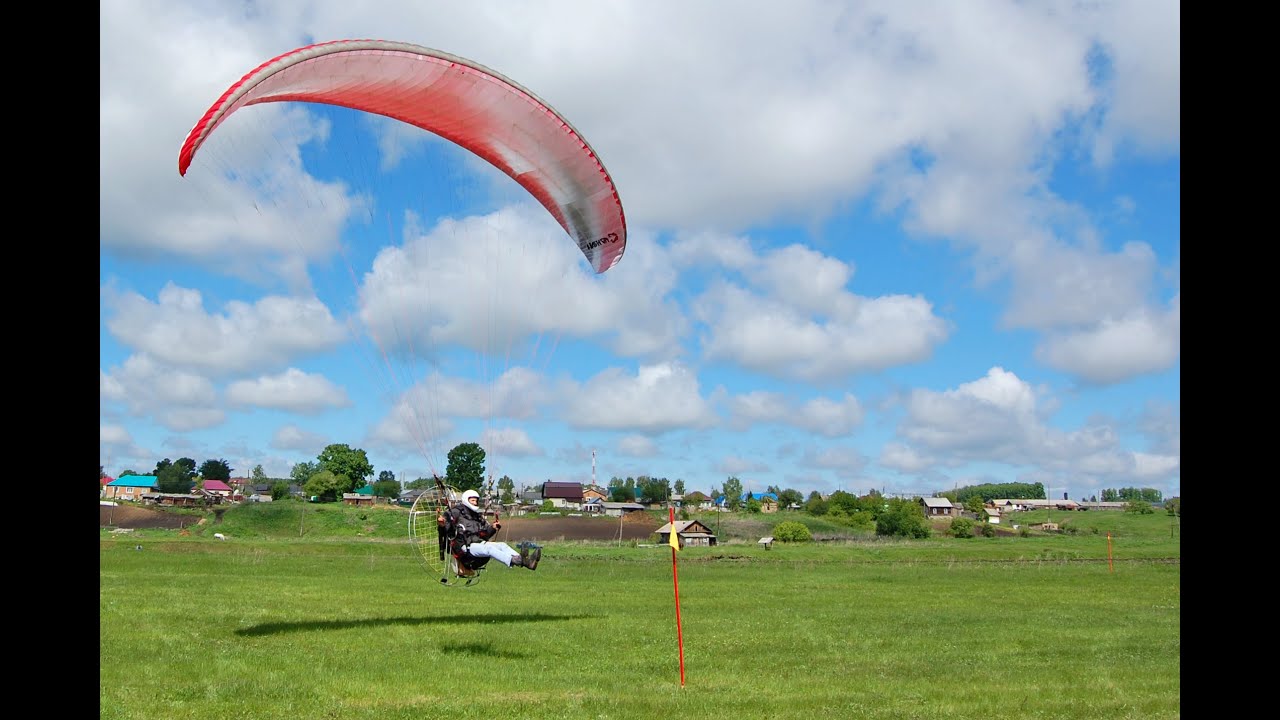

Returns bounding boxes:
[464,541,520,567]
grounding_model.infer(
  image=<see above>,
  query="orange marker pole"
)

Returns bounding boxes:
[1107,532,1114,573]
[669,506,686,687]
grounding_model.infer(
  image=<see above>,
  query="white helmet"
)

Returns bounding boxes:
[460,489,482,514]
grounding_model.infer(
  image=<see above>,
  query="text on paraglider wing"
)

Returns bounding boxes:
[583,232,620,250]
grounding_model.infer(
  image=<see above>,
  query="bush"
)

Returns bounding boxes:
[1125,500,1155,515]
[875,498,932,539]
[773,521,812,543]
[949,517,975,538]
[979,522,996,538]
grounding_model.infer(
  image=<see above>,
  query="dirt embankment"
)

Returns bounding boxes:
[100,505,201,530]
[490,512,662,542]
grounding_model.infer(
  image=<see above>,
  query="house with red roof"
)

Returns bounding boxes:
[201,479,234,499]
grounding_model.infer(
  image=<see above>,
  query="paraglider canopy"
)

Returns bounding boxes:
[179,38,626,274]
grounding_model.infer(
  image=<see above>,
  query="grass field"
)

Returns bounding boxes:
[100,505,1180,719]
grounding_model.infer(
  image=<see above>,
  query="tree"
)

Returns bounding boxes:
[252,464,267,482]
[1165,497,1180,517]
[638,476,672,504]
[157,463,195,494]
[291,461,320,485]
[405,476,437,490]
[445,442,486,491]
[722,476,744,510]
[1125,500,1154,515]
[497,475,515,504]
[684,490,707,506]
[828,490,861,515]
[304,470,342,502]
[378,470,396,483]
[777,488,803,509]
[317,444,374,491]
[952,481,1046,504]
[963,496,986,516]
[371,480,401,499]
[199,458,233,481]
[608,477,635,502]
[673,479,685,495]
[152,457,195,478]
[875,498,931,539]
[270,480,290,501]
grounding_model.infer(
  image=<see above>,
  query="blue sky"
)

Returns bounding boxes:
[100,1,1179,501]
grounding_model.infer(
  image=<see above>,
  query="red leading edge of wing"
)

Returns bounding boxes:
[178,39,625,274]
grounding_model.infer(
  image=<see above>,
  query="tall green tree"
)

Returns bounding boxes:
[497,475,515,504]
[317,444,373,492]
[199,458,232,481]
[638,476,671,504]
[371,479,401,499]
[251,464,267,482]
[804,491,828,515]
[722,476,744,510]
[673,479,685,495]
[608,476,635,502]
[446,442,486,491]
[154,457,197,478]
[378,470,397,484]
[303,470,342,502]
[777,488,803,509]
[291,461,321,485]
[157,463,195,494]
[963,496,986,516]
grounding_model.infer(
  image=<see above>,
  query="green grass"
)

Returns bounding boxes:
[100,506,1179,719]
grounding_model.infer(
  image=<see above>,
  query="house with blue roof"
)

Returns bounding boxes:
[104,475,159,502]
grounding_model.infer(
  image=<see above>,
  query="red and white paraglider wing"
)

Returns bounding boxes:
[179,39,626,274]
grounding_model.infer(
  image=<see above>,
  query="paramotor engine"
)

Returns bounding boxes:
[408,479,490,587]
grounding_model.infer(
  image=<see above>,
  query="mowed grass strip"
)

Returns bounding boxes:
[101,526,1178,720]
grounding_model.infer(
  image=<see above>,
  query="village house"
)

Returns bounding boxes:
[920,496,960,518]
[103,475,159,501]
[540,481,584,509]
[201,479,234,499]
[657,519,718,547]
